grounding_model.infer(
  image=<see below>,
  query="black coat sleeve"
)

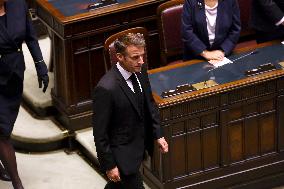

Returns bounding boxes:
[92,86,116,172]
[142,66,163,140]
[256,0,284,24]
[220,0,241,55]
[24,1,44,62]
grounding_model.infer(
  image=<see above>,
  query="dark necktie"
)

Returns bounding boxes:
[129,73,143,112]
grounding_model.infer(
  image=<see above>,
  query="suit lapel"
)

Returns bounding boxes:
[137,70,154,115]
[197,0,210,46]
[136,72,148,102]
[0,18,11,45]
[213,0,224,45]
[113,66,142,118]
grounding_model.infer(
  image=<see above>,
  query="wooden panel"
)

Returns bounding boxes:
[90,33,104,47]
[72,38,88,52]
[243,103,257,116]
[260,114,276,154]
[201,113,217,128]
[73,51,91,102]
[278,95,284,152]
[172,104,186,118]
[244,116,259,158]
[160,107,171,121]
[172,121,186,136]
[228,82,276,103]
[152,140,160,176]
[187,131,202,172]
[171,135,187,178]
[203,126,219,169]
[228,122,243,162]
[90,48,105,87]
[259,99,274,113]
[278,78,284,91]
[190,96,219,113]
[229,107,242,121]
[53,34,66,101]
[157,124,171,182]
[188,118,200,131]
[146,30,160,69]
[220,109,229,166]
[65,14,128,36]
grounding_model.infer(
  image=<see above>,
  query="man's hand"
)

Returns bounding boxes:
[106,166,121,182]
[157,137,168,153]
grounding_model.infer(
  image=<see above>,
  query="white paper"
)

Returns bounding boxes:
[212,57,233,67]
[281,41,284,45]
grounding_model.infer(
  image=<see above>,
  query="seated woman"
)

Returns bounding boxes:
[181,0,241,63]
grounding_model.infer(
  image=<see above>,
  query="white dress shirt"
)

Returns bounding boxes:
[276,16,284,26]
[205,3,218,46]
[116,63,142,93]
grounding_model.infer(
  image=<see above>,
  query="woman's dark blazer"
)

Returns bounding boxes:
[0,0,43,85]
[181,0,241,60]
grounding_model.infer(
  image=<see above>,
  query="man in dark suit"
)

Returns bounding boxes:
[251,0,284,43]
[93,33,168,189]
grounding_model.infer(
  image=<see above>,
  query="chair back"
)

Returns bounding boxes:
[157,0,184,65]
[104,27,148,70]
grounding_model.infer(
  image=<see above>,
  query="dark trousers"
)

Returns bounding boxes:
[104,171,145,189]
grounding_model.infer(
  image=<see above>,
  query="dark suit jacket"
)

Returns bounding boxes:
[181,0,241,60]
[93,64,162,175]
[0,0,43,85]
[250,0,284,32]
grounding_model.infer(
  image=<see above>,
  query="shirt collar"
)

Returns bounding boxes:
[116,62,132,81]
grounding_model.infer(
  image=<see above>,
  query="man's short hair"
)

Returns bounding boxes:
[114,33,145,54]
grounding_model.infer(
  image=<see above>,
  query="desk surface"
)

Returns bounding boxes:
[47,0,129,17]
[149,43,284,99]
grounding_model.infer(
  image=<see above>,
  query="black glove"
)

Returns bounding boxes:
[35,61,49,93]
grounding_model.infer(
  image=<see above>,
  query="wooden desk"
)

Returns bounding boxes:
[143,42,284,188]
[35,0,166,130]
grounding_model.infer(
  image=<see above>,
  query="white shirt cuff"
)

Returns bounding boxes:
[275,16,284,26]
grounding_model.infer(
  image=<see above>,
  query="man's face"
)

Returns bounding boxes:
[117,45,145,73]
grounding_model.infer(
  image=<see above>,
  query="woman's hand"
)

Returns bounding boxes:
[35,61,49,92]
[201,50,225,62]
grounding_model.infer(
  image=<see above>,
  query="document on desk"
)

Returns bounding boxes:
[211,57,233,68]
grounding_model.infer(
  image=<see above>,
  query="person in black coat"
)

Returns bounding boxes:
[182,0,241,63]
[93,33,168,189]
[0,0,49,188]
[250,0,284,43]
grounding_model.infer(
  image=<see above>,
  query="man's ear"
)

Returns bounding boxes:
[116,53,124,62]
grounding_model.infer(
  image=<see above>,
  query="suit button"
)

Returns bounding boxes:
[17,49,21,52]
